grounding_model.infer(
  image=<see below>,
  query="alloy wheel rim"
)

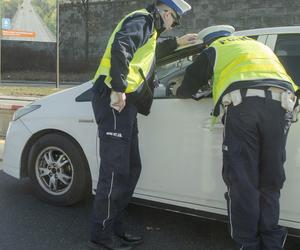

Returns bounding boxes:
[35,147,74,195]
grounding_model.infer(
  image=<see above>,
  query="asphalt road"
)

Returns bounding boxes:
[0,137,299,250]
[0,170,300,250]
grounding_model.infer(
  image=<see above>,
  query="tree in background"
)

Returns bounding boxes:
[31,0,57,34]
[3,0,23,19]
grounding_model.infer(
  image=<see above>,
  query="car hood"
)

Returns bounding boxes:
[32,81,93,106]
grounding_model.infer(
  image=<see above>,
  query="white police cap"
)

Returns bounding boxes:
[158,0,192,15]
[198,25,235,44]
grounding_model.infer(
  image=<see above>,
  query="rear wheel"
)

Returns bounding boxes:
[28,133,91,206]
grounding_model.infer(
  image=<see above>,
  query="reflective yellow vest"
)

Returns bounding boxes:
[92,9,157,93]
[210,36,298,113]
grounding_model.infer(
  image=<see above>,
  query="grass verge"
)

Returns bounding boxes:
[0,86,62,97]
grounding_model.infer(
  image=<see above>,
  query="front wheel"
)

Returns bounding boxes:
[28,133,91,206]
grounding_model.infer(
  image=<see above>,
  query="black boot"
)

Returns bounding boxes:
[117,232,143,245]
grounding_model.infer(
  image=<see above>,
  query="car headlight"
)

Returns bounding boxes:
[13,104,41,121]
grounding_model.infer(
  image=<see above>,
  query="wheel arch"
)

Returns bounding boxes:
[20,129,92,193]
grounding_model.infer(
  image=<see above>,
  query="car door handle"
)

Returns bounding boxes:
[78,118,94,123]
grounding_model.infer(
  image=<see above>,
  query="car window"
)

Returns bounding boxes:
[274,34,300,86]
[157,56,193,80]
[154,56,195,99]
[76,57,194,101]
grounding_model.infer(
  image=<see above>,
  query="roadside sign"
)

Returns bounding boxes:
[1,29,36,38]
[2,18,11,30]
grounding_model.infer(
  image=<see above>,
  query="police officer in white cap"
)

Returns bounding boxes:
[89,1,196,249]
[177,25,299,250]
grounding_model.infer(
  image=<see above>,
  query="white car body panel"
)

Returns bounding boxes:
[3,119,32,178]
[137,98,300,228]
[136,99,225,210]
[281,123,300,224]
[234,26,300,36]
[4,82,99,184]
[26,83,99,183]
[3,26,300,231]
[256,35,268,44]
[265,34,277,50]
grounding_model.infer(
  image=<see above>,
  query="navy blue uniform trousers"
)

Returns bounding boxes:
[222,93,292,250]
[90,80,142,242]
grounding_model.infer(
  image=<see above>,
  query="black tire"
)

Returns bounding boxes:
[28,133,91,206]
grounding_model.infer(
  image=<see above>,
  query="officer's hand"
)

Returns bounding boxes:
[176,34,198,47]
[110,91,126,112]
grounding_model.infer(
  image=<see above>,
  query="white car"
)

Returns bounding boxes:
[3,26,300,235]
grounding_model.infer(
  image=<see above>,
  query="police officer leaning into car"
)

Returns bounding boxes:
[176,25,300,250]
[89,1,196,249]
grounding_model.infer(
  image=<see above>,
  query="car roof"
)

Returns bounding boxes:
[234,26,300,36]
[158,26,300,65]
[176,26,300,50]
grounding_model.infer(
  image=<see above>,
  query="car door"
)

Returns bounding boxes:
[268,33,300,226]
[135,51,227,214]
[134,33,296,215]
[134,35,266,213]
